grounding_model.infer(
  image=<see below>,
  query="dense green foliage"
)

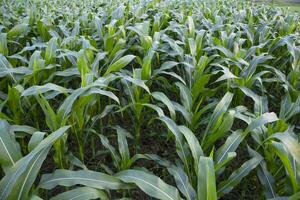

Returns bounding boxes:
[0,0,300,199]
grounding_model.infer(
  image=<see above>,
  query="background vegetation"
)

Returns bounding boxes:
[269,0,300,12]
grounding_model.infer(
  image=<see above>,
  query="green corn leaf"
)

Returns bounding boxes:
[279,95,300,121]
[269,132,300,164]
[45,37,57,65]
[8,147,51,200]
[188,38,196,57]
[168,166,196,200]
[206,92,233,132]
[50,187,109,200]
[114,126,131,168]
[0,126,70,200]
[109,39,126,60]
[28,132,46,152]
[30,195,43,200]
[77,50,91,87]
[173,102,192,124]
[158,116,189,175]
[178,125,203,172]
[122,75,150,93]
[0,66,31,81]
[236,86,267,114]
[248,147,276,199]
[289,191,300,200]
[57,87,87,121]
[0,54,17,83]
[22,83,71,99]
[115,169,182,200]
[156,61,179,72]
[0,120,22,171]
[83,87,120,104]
[197,156,217,200]
[39,169,131,190]
[187,16,195,38]
[270,141,299,192]
[9,124,37,135]
[215,130,247,167]
[191,74,210,101]
[217,156,263,197]
[104,55,135,76]
[246,112,278,132]
[202,92,233,145]
[99,134,121,169]
[153,92,176,120]
[141,50,155,80]
[35,94,58,131]
[142,103,165,117]
[0,33,8,55]
[134,154,195,200]
[215,152,236,173]
[7,24,29,39]
[28,51,45,71]
[91,52,107,72]
[157,71,186,84]
[58,86,119,122]
[176,82,192,112]
[214,64,237,82]
[206,111,235,148]
[67,153,87,170]
[213,46,234,59]
[242,54,273,79]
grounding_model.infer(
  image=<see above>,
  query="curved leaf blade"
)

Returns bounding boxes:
[115,169,181,200]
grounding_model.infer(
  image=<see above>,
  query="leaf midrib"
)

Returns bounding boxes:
[0,136,15,165]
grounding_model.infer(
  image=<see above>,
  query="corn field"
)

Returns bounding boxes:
[0,0,300,199]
